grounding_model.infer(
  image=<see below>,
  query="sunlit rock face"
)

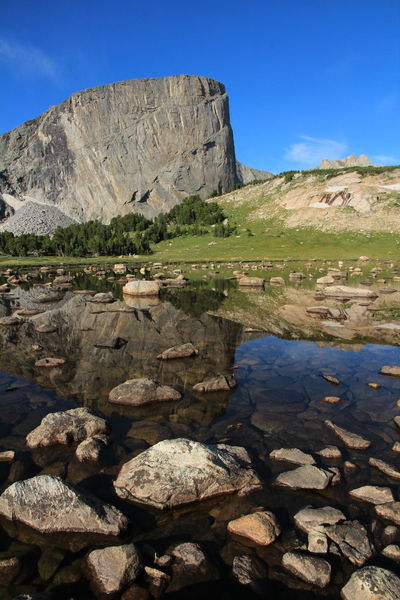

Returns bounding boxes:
[0,75,238,225]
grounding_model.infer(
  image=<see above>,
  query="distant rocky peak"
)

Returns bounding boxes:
[318,155,374,169]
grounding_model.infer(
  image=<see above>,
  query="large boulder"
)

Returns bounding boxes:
[341,566,400,599]
[325,520,373,566]
[26,407,109,448]
[0,475,128,537]
[114,438,261,509]
[380,366,400,377]
[123,281,161,296]
[108,378,181,406]
[86,544,142,595]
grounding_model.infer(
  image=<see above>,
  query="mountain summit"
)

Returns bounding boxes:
[318,155,374,169]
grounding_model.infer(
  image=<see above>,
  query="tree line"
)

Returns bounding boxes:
[0,196,234,257]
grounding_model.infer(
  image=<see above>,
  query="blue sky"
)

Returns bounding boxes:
[0,0,399,173]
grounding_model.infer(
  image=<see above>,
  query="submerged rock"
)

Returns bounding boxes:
[87,544,142,595]
[166,542,219,593]
[0,557,21,585]
[114,438,261,509]
[192,374,236,393]
[275,465,333,490]
[89,292,115,303]
[232,554,268,586]
[269,448,315,465]
[34,357,65,368]
[324,420,371,449]
[0,475,128,537]
[108,378,181,406]
[227,511,281,545]
[341,566,400,599]
[281,551,331,588]
[156,343,198,360]
[26,407,108,448]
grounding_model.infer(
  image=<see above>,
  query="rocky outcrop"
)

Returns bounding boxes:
[114,438,261,509]
[236,162,272,184]
[0,75,238,225]
[0,475,128,537]
[318,154,373,169]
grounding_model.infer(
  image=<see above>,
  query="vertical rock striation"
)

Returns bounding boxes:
[0,75,238,223]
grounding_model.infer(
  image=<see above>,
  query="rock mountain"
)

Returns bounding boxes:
[318,155,374,169]
[0,75,267,232]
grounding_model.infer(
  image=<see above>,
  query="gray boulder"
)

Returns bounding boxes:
[341,566,400,599]
[275,465,333,490]
[0,475,128,537]
[325,520,373,566]
[166,542,219,593]
[114,438,261,509]
[26,407,109,448]
[108,378,181,406]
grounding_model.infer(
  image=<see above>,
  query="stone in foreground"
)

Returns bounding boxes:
[157,343,198,360]
[108,378,181,406]
[350,485,394,505]
[0,475,128,537]
[325,520,373,566]
[123,280,161,296]
[192,374,236,393]
[227,511,281,545]
[281,551,331,588]
[26,407,108,448]
[114,438,261,509]
[324,420,371,449]
[87,544,142,595]
[269,448,315,465]
[341,566,400,599]
[275,465,333,490]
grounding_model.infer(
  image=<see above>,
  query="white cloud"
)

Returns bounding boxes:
[0,37,60,83]
[284,135,348,167]
[374,154,399,166]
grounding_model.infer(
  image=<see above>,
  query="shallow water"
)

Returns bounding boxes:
[0,261,399,599]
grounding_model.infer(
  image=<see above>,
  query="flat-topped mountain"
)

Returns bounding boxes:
[0,75,239,226]
[318,154,374,169]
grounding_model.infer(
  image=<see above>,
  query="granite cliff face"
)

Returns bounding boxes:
[0,75,238,223]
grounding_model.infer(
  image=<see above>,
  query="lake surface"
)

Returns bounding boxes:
[0,259,399,599]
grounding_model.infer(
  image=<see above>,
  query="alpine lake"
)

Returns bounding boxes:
[0,258,399,600]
